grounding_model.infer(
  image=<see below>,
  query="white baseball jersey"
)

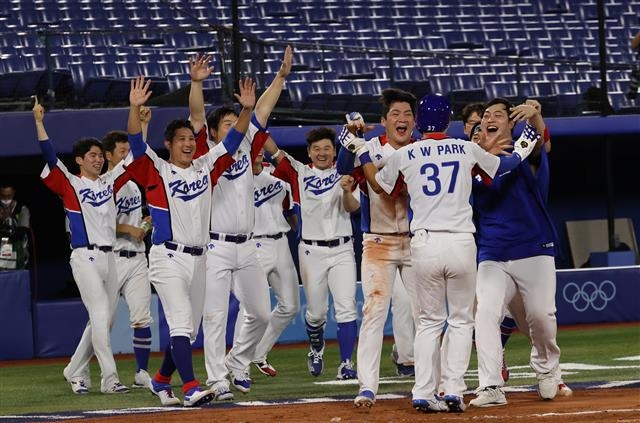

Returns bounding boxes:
[125,131,232,246]
[353,134,410,234]
[41,155,127,248]
[273,153,352,240]
[114,181,146,253]
[375,135,500,234]
[253,169,292,236]
[204,116,269,234]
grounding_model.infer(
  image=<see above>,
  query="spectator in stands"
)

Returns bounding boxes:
[0,181,31,269]
[461,102,484,139]
[626,30,640,101]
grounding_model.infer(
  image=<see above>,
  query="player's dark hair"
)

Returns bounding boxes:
[461,102,485,124]
[306,127,336,146]
[483,98,515,135]
[379,88,417,119]
[163,119,194,142]
[101,130,128,153]
[72,138,103,159]
[206,105,237,133]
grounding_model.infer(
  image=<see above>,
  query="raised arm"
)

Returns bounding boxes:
[263,136,284,165]
[32,96,57,168]
[221,76,256,155]
[340,175,360,213]
[139,105,152,142]
[188,54,214,134]
[254,45,292,127]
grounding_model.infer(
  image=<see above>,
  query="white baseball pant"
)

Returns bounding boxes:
[356,233,415,395]
[203,240,271,383]
[391,270,415,365]
[408,230,477,400]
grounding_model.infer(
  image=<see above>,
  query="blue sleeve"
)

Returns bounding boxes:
[251,112,268,132]
[222,127,243,155]
[38,139,58,169]
[336,146,356,175]
[127,132,146,159]
[496,153,522,175]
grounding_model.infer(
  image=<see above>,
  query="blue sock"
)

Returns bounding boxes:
[336,320,357,362]
[500,317,517,347]
[170,336,196,384]
[133,327,152,372]
[158,342,176,378]
[305,319,325,352]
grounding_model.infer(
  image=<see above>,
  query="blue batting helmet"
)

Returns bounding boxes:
[416,93,452,133]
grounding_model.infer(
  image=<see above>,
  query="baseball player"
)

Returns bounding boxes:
[334,88,420,408]
[263,127,360,381]
[247,154,300,376]
[187,47,292,399]
[470,98,564,407]
[124,75,255,407]
[33,97,129,395]
[345,93,538,413]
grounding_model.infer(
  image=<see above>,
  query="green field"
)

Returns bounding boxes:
[1,324,638,416]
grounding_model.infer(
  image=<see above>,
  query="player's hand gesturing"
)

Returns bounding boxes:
[190,53,213,82]
[129,76,152,107]
[235,77,256,109]
[277,45,293,79]
[509,104,538,123]
[340,175,355,192]
[32,96,44,122]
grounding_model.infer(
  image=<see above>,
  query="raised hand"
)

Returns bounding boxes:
[32,96,44,123]
[234,76,256,109]
[139,105,152,123]
[509,104,538,122]
[129,76,152,107]
[277,45,292,79]
[340,175,355,192]
[189,53,214,82]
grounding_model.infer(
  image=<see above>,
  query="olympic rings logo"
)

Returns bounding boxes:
[562,280,616,312]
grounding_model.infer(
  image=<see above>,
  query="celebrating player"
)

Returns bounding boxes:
[247,152,300,377]
[124,74,255,407]
[470,98,564,407]
[347,93,539,413]
[187,47,292,398]
[335,88,419,408]
[33,97,129,395]
[263,127,360,381]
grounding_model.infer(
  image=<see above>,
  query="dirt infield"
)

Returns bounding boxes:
[79,388,640,423]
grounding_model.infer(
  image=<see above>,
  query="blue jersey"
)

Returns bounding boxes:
[472,147,558,262]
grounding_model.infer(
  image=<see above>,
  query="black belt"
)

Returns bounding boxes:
[86,245,113,252]
[254,232,285,240]
[367,232,410,237]
[163,241,205,256]
[117,250,139,258]
[209,232,252,244]
[302,236,351,248]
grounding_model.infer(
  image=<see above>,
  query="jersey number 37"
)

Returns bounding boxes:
[420,161,460,196]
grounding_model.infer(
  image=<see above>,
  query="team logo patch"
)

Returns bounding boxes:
[168,174,209,201]
[374,237,382,243]
[116,195,142,215]
[167,253,174,258]
[375,154,383,160]
[256,242,262,248]
[223,154,250,180]
[79,186,113,207]
[89,256,95,262]
[208,243,215,249]
[304,250,310,255]
[254,180,284,207]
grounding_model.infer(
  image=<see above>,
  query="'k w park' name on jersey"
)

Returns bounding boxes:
[273,152,353,241]
[253,169,292,237]
[375,136,501,234]
[41,156,128,249]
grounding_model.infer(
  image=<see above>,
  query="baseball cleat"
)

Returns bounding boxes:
[336,359,357,380]
[469,386,507,407]
[501,355,510,383]
[354,389,375,408]
[133,369,152,388]
[307,347,324,377]
[209,380,234,401]
[150,379,181,406]
[101,381,130,394]
[537,369,558,400]
[396,362,415,377]
[66,376,89,394]
[183,387,214,407]
[557,383,573,396]
[254,360,277,377]
[443,394,467,412]
[412,396,448,413]
[231,370,252,393]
